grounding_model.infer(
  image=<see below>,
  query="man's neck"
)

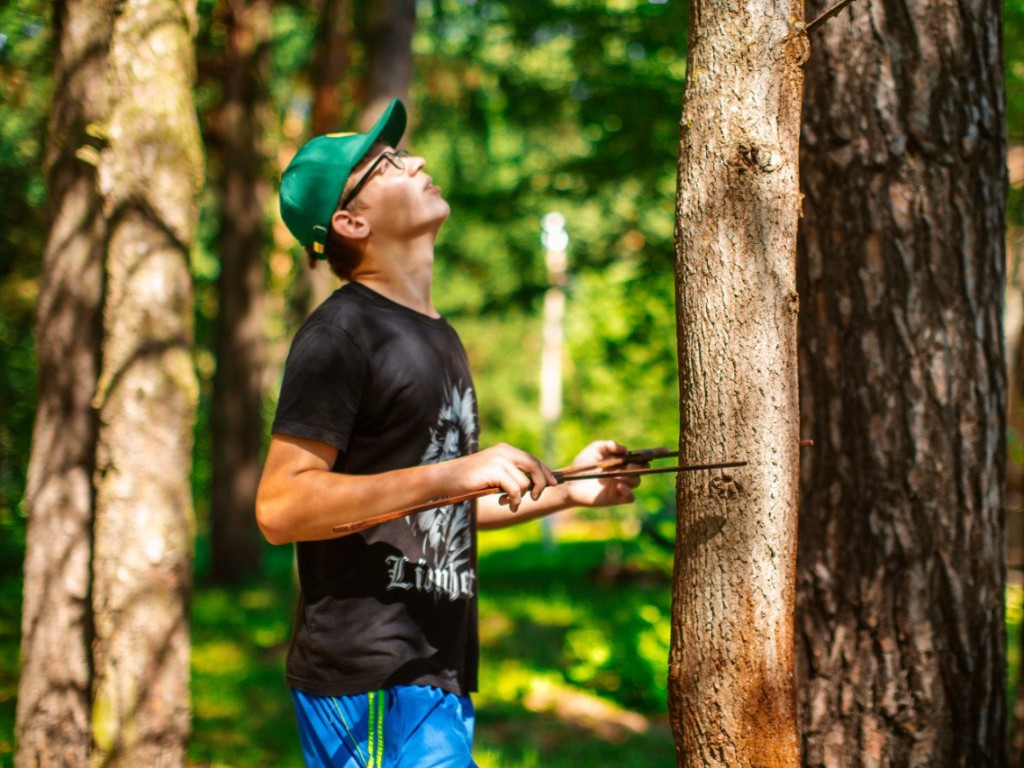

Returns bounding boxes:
[352,236,439,318]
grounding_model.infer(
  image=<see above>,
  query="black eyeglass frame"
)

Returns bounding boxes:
[339,150,410,210]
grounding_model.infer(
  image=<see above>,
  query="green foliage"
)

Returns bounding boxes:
[188,544,300,767]
[0,0,50,260]
[1007,0,1024,143]
[0,557,21,767]
[0,0,49,563]
[417,0,685,310]
[411,1,685,522]
[478,521,675,713]
[1009,582,1023,717]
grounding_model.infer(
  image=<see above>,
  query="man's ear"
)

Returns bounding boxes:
[332,209,370,241]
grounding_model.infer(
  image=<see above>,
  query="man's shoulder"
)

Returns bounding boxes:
[296,284,381,342]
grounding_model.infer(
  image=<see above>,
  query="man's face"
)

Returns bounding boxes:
[344,147,450,237]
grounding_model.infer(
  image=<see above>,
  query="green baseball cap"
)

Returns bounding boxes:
[279,98,407,255]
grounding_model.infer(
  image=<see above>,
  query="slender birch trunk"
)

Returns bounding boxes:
[669,0,806,763]
[90,0,202,764]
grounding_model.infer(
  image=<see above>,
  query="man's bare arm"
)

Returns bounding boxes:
[255,434,557,544]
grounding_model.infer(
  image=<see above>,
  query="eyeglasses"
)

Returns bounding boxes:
[339,150,410,210]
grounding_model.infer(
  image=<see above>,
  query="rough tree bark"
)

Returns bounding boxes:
[669,0,806,764]
[795,0,1007,763]
[15,1,109,764]
[89,0,203,764]
[208,0,271,584]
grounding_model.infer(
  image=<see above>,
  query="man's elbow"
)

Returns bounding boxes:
[255,493,294,546]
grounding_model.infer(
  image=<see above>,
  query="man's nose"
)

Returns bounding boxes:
[406,155,427,174]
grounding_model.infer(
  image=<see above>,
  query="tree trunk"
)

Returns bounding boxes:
[795,0,1007,763]
[89,0,203,764]
[208,0,271,584]
[15,1,108,764]
[669,0,805,764]
[301,0,353,310]
[358,0,416,132]
[310,0,351,136]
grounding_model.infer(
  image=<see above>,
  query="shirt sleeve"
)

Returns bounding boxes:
[271,320,368,451]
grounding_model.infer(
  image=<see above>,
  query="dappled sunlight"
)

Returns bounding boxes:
[473,519,675,763]
[522,678,650,742]
[192,640,248,678]
[187,548,301,766]
[1008,581,1023,707]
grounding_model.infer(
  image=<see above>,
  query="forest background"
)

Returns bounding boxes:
[1,0,1023,766]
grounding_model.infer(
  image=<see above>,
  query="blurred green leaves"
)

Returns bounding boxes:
[1007,0,1024,142]
[0,0,49,561]
[472,521,677,766]
[411,1,686,522]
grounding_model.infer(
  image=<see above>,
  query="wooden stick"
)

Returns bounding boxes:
[332,447,677,534]
[557,446,677,476]
[805,0,860,33]
[330,457,746,535]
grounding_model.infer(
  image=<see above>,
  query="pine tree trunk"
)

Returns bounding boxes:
[15,2,109,764]
[669,0,806,763]
[358,0,416,132]
[89,0,203,764]
[795,0,1007,763]
[209,0,270,584]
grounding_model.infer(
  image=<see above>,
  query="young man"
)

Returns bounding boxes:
[258,98,640,768]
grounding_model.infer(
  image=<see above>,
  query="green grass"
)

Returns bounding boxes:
[188,545,301,767]
[3,525,1022,767]
[186,518,677,767]
[471,520,677,767]
[1008,581,1023,714]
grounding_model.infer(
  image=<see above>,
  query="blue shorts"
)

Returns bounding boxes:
[291,686,477,768]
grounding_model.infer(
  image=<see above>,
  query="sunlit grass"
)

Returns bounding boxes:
[185,519,678,767]
[188,546,303,768]
[1008,580,1023,713]
[2,529,1022,767]
[470,519,677,766]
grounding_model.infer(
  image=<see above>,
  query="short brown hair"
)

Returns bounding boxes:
[305,142,387,281]
[306,220,362,281]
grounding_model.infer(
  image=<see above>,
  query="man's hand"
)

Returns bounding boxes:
[561,440,642,508]
[451,443,558,512]
[475,439,643,529]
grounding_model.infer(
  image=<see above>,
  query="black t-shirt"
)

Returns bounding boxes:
[272,281,480,697]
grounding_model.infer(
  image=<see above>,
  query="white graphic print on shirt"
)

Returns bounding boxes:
[385,381,477,600]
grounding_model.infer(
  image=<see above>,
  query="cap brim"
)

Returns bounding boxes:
[363,99,407,153]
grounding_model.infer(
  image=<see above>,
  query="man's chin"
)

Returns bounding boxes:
[431,202,452,229]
